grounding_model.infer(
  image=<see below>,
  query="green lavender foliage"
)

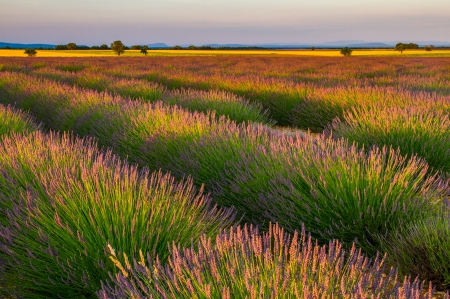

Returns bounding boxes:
[380,206,450,289]
[0,104,40,136]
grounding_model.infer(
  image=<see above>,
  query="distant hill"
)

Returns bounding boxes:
[346,42,392,48]
[145,43,169,48]
[0,42,56,49]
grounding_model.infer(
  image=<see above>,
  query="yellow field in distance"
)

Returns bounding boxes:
[1,49,450,57]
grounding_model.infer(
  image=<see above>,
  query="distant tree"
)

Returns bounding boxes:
[91,46,100,50]
[395,43,406,53]
[430,45,435,50]
[55,45,67,50]
[407,43,419,49]
[340,47,352,56]
[140,46,149,56]
[187,45,196,50]
[171,45,183,50]
[424,45,431,51]
[67,43,77,50]
[5,46,11,49]
[311,46,315,51]
[111,40,125,56]
[100,44,109,50]
[131,45,142,50]
[24,48,37,57]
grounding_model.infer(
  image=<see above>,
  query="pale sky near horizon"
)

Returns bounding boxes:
[1,0,449,45]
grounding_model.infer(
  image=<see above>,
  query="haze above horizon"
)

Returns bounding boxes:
[1,0,449,46]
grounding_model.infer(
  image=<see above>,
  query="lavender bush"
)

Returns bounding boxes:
[0,132,235,298]
[99,223,442,299]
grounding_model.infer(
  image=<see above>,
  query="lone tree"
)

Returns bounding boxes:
[111,40,125,56]
[340,47,352,56]
[24,48,37,57]
[67,43,77,50]
[395,43,406,53]
[100,44,109,50]
[140,46,149,56]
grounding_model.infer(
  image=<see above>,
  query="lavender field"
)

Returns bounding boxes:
[0,56,449,298]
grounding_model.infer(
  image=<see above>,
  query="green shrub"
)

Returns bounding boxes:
[340,47,353,56]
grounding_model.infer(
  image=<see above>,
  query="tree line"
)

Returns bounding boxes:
[17,41,442,57]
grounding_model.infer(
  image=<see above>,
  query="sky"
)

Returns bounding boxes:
[1,0,449,45]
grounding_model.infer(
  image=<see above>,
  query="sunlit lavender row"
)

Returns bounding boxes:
[2,57,450,130]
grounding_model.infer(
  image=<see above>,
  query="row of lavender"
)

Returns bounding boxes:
[1,60,271,125]
[0,69,449,296]
[16,61,450,175]
[0,104,442,298]
[2,57,450,131]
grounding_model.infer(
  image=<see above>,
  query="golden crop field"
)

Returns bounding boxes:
[1,48,450,57]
